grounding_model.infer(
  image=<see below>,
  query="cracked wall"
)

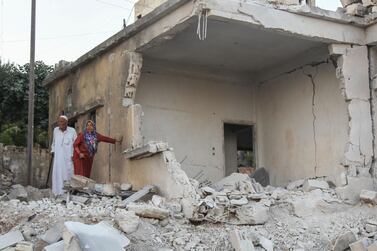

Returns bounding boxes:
[257,61,349,186]
[330,45,374,176]
[369,45,377,178]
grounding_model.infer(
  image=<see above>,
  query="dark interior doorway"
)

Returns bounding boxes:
[224,123,255,176]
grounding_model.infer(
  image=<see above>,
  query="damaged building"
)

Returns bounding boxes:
[43,0,377,197]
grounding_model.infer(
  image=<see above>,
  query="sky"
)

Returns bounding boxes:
[0,0,341,66]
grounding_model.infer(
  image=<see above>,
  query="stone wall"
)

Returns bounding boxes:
[0,144,51,188]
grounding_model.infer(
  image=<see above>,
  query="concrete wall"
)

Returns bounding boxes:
[0,144,50,188]
[257,62,349,186]
[48,45,130,183]
[135,62,256,183]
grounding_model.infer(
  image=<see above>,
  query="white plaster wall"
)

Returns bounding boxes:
[257,62,348,186]
[135,68,255,183]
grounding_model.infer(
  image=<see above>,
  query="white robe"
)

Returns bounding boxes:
[51,126,77,195]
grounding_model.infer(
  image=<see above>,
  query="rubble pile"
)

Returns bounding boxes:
[1,174,377,250]
[340,0,377,16]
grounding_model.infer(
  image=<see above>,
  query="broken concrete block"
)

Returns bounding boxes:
[350,239,368,251]
[181,198,197,219]
[259,236,274,251]
[165,200,182,214]
[64,221,130,251]
[69,175,95,190]
[212,173,250,191]
[303,179,329,192]
[360,190,377,205]
[362,0,374,6]
[40,225,63,244]
[340,0,362,7]
[43,240,64,251]
[346,5,366,20]
[127,203,170,220]
[62,228,81,251]
[368,243,377,251]
[372,5,377,13]
[230,197,249,206]
[0,230,24,250]
[286,179,305,190]
[229,230,255,251]
[236,203,269,225]
[15,241,33,251]
[70,195,89,204]
[8,184,28,201]
[336,177,375,204]
[120,183,132,191]
[366,223,377,233]
[121,185,155,207]
[102,184,115,196]
[331,231,357,251]
[201,186,216,195]
[115,210,140,234]
[151,195,164,207]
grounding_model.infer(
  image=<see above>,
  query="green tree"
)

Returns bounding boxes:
[0,60,53,148]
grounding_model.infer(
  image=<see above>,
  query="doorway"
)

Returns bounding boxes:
[224,123,255,176]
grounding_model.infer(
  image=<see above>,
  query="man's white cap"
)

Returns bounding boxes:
[59,115,68,121]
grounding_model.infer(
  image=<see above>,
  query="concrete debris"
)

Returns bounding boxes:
[40,224,63,244]
[360,190,377,205]
[120,183,132,191]
[0,230,24,250]
[336,177,375,204]
[127,203,170,220]
[236,203,269,225]
[15,241,33,251]
[286,179,305,190]
[8,184,28,201]
[303,179,329,192]
[229,230,255,251]
[330,231,357,251]
[115,209,140,234]
[3,171,377,250]
[68,175,95,191]
[121,185,155,207]
[341,0,362,7]
[64,221,130,251]
[43,240,64,251]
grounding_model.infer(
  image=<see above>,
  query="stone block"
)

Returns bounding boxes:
[15,241,33,251]
[336,177,375,204]
[365,224,377,233]
[360,190,377,205]
[127,203,170,220]
[0,231,24,250]
[41,225,63,244]
[236,203,269,225]
[331,231,357,251]
[8,185,28,201]
[303,179,329,192]
[286,179,305,190]
[329,44,352,56]
[115,210,140,234]
[362,0,375,6]
[229,230,255,251]
[43,240,64,251]
[340,0,362,7]
[368,243,377,251]
[346,3,366,17]
[350,238,370,251]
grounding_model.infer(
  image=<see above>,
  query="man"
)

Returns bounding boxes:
[51,115,77,195]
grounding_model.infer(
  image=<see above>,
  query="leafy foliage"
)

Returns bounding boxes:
[0,60,53,148]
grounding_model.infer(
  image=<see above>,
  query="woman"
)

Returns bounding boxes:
[73,120,121,178]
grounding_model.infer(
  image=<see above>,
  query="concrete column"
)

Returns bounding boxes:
[329,44,373,176]
[369,46,377,178]
[122,51,143,108]
[125,104,143,150]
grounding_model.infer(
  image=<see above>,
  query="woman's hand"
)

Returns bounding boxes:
[79,153,85,159]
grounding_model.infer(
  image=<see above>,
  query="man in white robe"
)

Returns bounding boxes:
[51,115,77,195]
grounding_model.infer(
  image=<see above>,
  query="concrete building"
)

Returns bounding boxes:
[44,0,377,197]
